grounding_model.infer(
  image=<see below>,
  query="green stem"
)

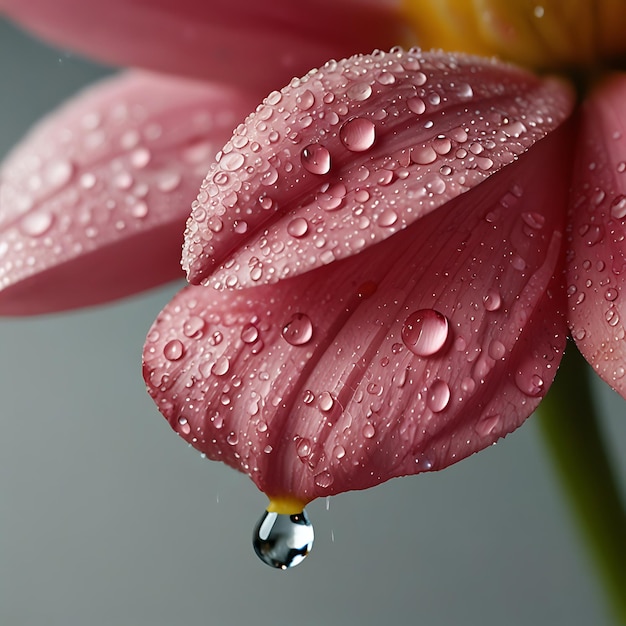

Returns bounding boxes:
[537,344,626,624]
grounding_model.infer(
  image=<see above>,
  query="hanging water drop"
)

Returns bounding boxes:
[253,509,314,569]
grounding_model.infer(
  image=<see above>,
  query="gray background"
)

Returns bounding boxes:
[1,18,624,626]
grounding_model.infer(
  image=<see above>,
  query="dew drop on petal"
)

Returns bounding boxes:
[339,118,376,152]
[163,339,184,361]
[287,217,309,238]
[212,356,230,376]
[253,509,314,570]
[427,379,450,413]
[183,316,205,338]
[483,290,502,312]
[282,313,313,346]
[220,152,245,172]
[20,211,55,237]
[296,437,311,458]
[401,309,449,356]
[241,323,260,344]
[177,416,191,436]
[362,423,376,439]
[301,144,331,175]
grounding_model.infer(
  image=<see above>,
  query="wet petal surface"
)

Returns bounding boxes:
[182,48,574,289]
[0,71,257,314]
[567,74,626,396]
[145,126,570,503]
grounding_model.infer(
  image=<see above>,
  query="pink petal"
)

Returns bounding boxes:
[182,48,574,289]
[567,73,626,395]
[183,51,572,287]
[1,0,406,94]
[144,126,570,504]
[0,71,257,314]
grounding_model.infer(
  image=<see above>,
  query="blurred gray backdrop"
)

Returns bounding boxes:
[1,17,625,626]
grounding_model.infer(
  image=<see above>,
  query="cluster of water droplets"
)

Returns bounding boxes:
[567,127,626,386]
[182,47,570,289]
[0,74,244,302]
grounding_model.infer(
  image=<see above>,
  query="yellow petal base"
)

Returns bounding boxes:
[266,496,308,515]
[401,0,626,72]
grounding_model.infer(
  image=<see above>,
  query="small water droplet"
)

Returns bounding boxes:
[301,144,331,175]
[253,509,314,570]
[177,416,191,436]
[212,356,230,376]
[287,217,309,238]
[282,313,313,346]
[220,152,245,171]
[427,379,450,413]
[362,423,376,439]
[339,118,376,152]
[296,437,311,458]
[296,89,315,110]
[401,309,449,356]
[318,391,335,412]
[20,211,55,237]
[314,470,334,488]
[407,96,426,115]
[483,290,502,312]
[183,316,205,338]
[241,323,260,344]
[610,195,626,219]
[347,82,373,101]
[163,339,184,361]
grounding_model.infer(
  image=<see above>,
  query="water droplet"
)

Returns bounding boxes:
[253,509,314,570]
[318,391,335,412]
[407,96,426,115]
[177,416,191,436]
[183,316,205,338]
[401,309,449,356]
[20,211,55,237]
[296,89,315,110]
[282,313,313,346]
[483,290,502,312]
[333,444,346,459]
[610,195,626,219]
[347,82,373,101]
[212,356,230,376]
[339,118,376,152]
[301,144,331,175]
[287,217,309,238]
[296,437,311,458]
[427,379,450,413]
[163,339,184,361]
[362,423,376,439]
[220,152,245,172]
[241,323,260,344]
[315,470,334,488]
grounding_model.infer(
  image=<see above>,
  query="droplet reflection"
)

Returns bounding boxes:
[253,509,314,569]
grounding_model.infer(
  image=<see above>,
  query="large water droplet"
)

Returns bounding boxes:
[401,309,449,356]
[301,144,331,175]
[282,313,313,346]
[253,509,314,570]
[339,118,376,152]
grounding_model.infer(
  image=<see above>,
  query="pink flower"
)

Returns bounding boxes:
[1,0,625,567]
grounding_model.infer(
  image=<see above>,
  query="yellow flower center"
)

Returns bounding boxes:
[401,0,626,71]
